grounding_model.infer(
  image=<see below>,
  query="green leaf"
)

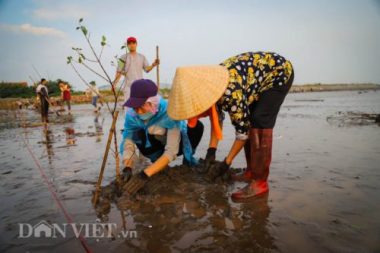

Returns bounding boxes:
[80,26,88,36]
[79,18,83,23]
[67,56,72,64]
[78,56,83,64]
[101,35,106,46]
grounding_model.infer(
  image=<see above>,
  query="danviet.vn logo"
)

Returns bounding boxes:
[18,220,137,239]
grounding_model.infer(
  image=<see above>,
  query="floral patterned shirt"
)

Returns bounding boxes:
[217,52,293,140]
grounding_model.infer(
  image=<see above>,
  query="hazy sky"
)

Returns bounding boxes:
[1,0,380,90]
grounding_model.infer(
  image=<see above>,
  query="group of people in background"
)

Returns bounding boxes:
[35,79,72,125]
[35,78,103,124]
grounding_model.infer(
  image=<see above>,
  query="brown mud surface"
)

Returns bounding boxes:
[1,90,379,253]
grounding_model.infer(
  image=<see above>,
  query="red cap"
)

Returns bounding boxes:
[126,37,137,43]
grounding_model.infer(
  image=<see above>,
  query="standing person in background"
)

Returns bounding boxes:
[112,36,160,106]
[36,78,50,126]
[88,81,101,112]
[59,81,71,114]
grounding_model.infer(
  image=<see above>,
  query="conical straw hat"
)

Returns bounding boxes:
[168,65,229,120]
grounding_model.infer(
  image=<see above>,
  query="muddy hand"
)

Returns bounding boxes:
[123,171,149,195]
[206,159,230,182]
[122,167,132,183]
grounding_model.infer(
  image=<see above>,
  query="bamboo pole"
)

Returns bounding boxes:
[113,127,121,190]
[156,46,160,89]
[92,110,119,206]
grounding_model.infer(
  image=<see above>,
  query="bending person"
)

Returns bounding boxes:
[168,51,294,200]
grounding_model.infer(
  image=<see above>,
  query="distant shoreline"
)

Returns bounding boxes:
[0,83,379,110]
[288,83,380,93]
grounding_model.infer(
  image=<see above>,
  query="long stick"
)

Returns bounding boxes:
[42,94,61,116]
[92,110,119,206]
[32,64,42,79]
[156,46,160,89]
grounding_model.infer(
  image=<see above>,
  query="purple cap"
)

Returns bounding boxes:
[124,79,158,108]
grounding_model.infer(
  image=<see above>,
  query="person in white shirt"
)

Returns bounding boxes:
[36,78,50,124]
[88,81,101,112]
[112,36,159,105]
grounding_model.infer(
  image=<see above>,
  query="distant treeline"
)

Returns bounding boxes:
[0,80,78,98]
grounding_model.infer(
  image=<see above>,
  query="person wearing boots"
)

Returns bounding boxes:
[120,79,203,195]
[167,51,294,200]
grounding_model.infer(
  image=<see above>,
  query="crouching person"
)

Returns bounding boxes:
[120,79,203,195]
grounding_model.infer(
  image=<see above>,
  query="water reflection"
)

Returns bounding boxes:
[94,112,104,142]
[41,126,54,165]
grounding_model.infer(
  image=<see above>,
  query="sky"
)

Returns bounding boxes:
[0,0,380,90]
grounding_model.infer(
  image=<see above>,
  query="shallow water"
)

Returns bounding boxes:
[0,90,380,253]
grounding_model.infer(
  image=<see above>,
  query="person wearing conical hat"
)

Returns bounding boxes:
[168,51,294,200]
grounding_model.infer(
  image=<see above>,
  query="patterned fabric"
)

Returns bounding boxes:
[218,52,293,139]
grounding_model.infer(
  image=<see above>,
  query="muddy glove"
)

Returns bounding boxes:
[122,167,132,183]
[205,147,216,163]
[206,159,230,182]
[205,147,217,169]
[123,171,149,195]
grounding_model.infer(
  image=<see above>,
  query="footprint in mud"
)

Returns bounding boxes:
[65,179,96,185]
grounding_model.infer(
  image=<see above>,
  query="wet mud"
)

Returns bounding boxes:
[1,91,380,253]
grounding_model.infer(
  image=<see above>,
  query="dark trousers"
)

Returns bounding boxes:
[249,71,294,128]
[64,100,71,110]
[135,121,204,160]
[39,95,49,123]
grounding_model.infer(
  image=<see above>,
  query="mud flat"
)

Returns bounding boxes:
[289,83,380,93]
[1,84,379,109]
[0,90,379,252]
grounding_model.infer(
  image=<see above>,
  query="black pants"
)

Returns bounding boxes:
[135,121,204,160]
[249,71,294,128]
[39,95,49,122]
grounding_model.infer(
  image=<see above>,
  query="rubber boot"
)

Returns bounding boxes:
[231,139,254,182]
[231,128,272,200]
